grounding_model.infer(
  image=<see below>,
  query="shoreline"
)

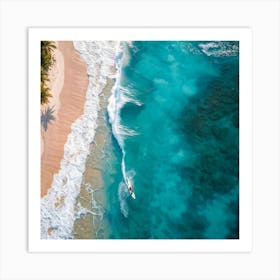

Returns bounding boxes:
[41,41,118,239]
[41,41,89,197]
[74,78,115,239]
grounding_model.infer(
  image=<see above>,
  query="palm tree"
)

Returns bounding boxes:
[41,82,52,105]
[41,66,49,82]
[40,41,56,104]
[41,41,56,72]
[41,41,56,52]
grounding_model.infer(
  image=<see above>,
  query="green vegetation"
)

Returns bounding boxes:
[41,41,56,105]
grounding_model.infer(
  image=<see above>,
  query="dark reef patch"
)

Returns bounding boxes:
[178,54,239,238]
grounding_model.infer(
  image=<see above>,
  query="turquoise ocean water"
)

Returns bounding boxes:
[99,41,239,239]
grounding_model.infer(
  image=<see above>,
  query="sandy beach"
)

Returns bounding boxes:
[40,41,119,239]
[41,41,89,197]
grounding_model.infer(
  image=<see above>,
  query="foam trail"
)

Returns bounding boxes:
[118,181,130,218]
[41,41,118,239]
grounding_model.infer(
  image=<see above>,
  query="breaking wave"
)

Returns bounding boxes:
[107,42,141,202]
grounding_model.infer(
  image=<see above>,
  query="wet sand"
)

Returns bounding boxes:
[74,78,115,239]
[41,41,89,197]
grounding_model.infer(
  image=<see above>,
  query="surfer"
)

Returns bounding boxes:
[126,177,136,199]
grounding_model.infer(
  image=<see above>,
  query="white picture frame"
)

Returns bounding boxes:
[29,27,251,253]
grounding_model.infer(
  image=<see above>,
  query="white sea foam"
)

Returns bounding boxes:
[118,181,130,218]
[41,41,118,239]
[80,183,105,218]
[107,42,141,146]
[199,42,239,57]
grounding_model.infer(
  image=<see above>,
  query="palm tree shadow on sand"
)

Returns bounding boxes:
[41,106,56,131]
